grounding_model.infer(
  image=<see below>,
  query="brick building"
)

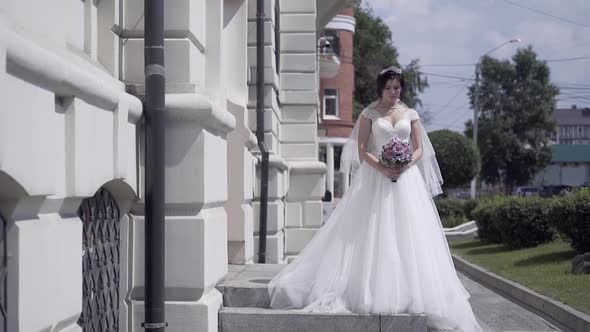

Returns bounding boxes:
[317,6,356,199]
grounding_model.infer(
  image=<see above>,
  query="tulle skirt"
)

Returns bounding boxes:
[268,163,483,332]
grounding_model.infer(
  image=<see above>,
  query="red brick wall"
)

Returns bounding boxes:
[319,9,355,138]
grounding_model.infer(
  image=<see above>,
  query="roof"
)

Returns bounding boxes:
[550,144,590,163]
[555,107,590,126]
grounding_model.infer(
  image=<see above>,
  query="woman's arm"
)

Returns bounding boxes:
[408,119,424,167]
[357,115,397,179]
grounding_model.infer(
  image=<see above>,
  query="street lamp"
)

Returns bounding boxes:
[471,38,521,198]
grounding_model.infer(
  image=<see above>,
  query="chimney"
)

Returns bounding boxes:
[572,104,577,109]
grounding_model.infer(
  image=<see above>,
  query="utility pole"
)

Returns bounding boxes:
[470,38,521,199]
[470,63,480,199]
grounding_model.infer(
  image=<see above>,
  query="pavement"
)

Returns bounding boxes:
[219,264,561,332]
[459,273,559,332]
[284,201,563,331]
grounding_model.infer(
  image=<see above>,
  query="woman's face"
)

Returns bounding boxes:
[381,78,401,103]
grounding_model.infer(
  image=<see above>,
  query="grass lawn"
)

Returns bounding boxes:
[449,239,590,315]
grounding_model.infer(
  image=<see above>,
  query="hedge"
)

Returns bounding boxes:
[548,188,590,253]
[493,197,554,249]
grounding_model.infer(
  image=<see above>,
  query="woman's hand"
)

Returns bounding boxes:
[377,164,401,181]
[390,163,412,181]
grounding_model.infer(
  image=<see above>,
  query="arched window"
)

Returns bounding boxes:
[77,188,121,332]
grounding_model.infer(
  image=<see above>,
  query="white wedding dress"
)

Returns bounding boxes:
[267,107,483,332]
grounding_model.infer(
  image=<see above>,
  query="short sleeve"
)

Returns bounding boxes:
[406,109,420,121]
[360,101,380,120]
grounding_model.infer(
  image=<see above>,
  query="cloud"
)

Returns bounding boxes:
[360,0,590,130]
[516,20,577,54]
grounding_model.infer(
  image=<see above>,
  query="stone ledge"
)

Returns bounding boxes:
[1,21,142,123]
[253,154,290,172]
[219,307,427,332]
[453,254,590,332]
[288,161,327,175]
[165,93,236,137]
[113,26,206,54]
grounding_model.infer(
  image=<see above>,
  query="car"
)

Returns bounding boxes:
[513,186,539,197]
[539,185,572,198]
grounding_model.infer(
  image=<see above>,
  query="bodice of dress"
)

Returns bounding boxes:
[368,112,413,156]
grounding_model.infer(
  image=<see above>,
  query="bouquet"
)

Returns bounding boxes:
[379,137,412,182]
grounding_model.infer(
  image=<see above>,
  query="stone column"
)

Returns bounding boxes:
[123,1,233,331]
[327,143,335,200]
[280,0,327,260]
[342,169,350,193]
[226,101,257,264]
[247,0,289,264]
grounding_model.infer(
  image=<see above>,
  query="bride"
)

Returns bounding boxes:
[267,65,483,332]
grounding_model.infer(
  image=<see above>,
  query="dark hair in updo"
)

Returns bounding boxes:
[376,67,405,101]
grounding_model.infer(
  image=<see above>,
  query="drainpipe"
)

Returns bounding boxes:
[143,0,167,330]
[257,0,270,263]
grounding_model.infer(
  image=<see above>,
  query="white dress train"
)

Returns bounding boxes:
[267,108,483,332]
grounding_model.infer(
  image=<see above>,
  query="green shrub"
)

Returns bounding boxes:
[442,214,469,228]
[494,197,554,249]
[463,199,479,220]
[435,198,465,219]
[472,198,504,244]
[549,188,590,253]
[435,198,472,228]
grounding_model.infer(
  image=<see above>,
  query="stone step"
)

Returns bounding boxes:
[218,307,428,332]
[216,264,281,308]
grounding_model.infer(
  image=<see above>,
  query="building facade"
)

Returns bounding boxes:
[534,105,590,186]
[552,105,590,145]
[0,0,350,330]
[317,7,356,200]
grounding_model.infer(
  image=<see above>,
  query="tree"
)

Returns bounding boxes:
[464,46,557,194]
[353,3,428,120]
[429,130,480,189]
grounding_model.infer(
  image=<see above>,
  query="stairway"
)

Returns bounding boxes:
[216,264,431,332]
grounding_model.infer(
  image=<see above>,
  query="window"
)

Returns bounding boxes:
[322,30,340,56]
[323,89,339,118]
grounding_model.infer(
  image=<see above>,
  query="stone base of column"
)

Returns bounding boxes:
[254,231,287,264]
[8,216,83,332]
[131,289,223,332]
[228,240,254,265]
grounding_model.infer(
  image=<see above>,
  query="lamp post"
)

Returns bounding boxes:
[470,38,521,199]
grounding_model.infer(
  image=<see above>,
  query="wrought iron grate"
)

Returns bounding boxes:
[77,188,121,332]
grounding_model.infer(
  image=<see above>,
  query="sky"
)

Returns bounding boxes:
[363,0,590,132]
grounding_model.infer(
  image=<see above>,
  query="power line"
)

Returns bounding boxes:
[444,107,473,129]
[420,63,476,67]
[502,0,590,28]
[558,86,590,91]
[556,82,590,87]
[419,71,475,81]
[545,56,590,63]
[412,56,589,68]
[432,81,473,116]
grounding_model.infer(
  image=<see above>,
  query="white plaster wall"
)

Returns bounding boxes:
[9,215,82,332]
[0,3,140,330]
[223,0,249,105]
